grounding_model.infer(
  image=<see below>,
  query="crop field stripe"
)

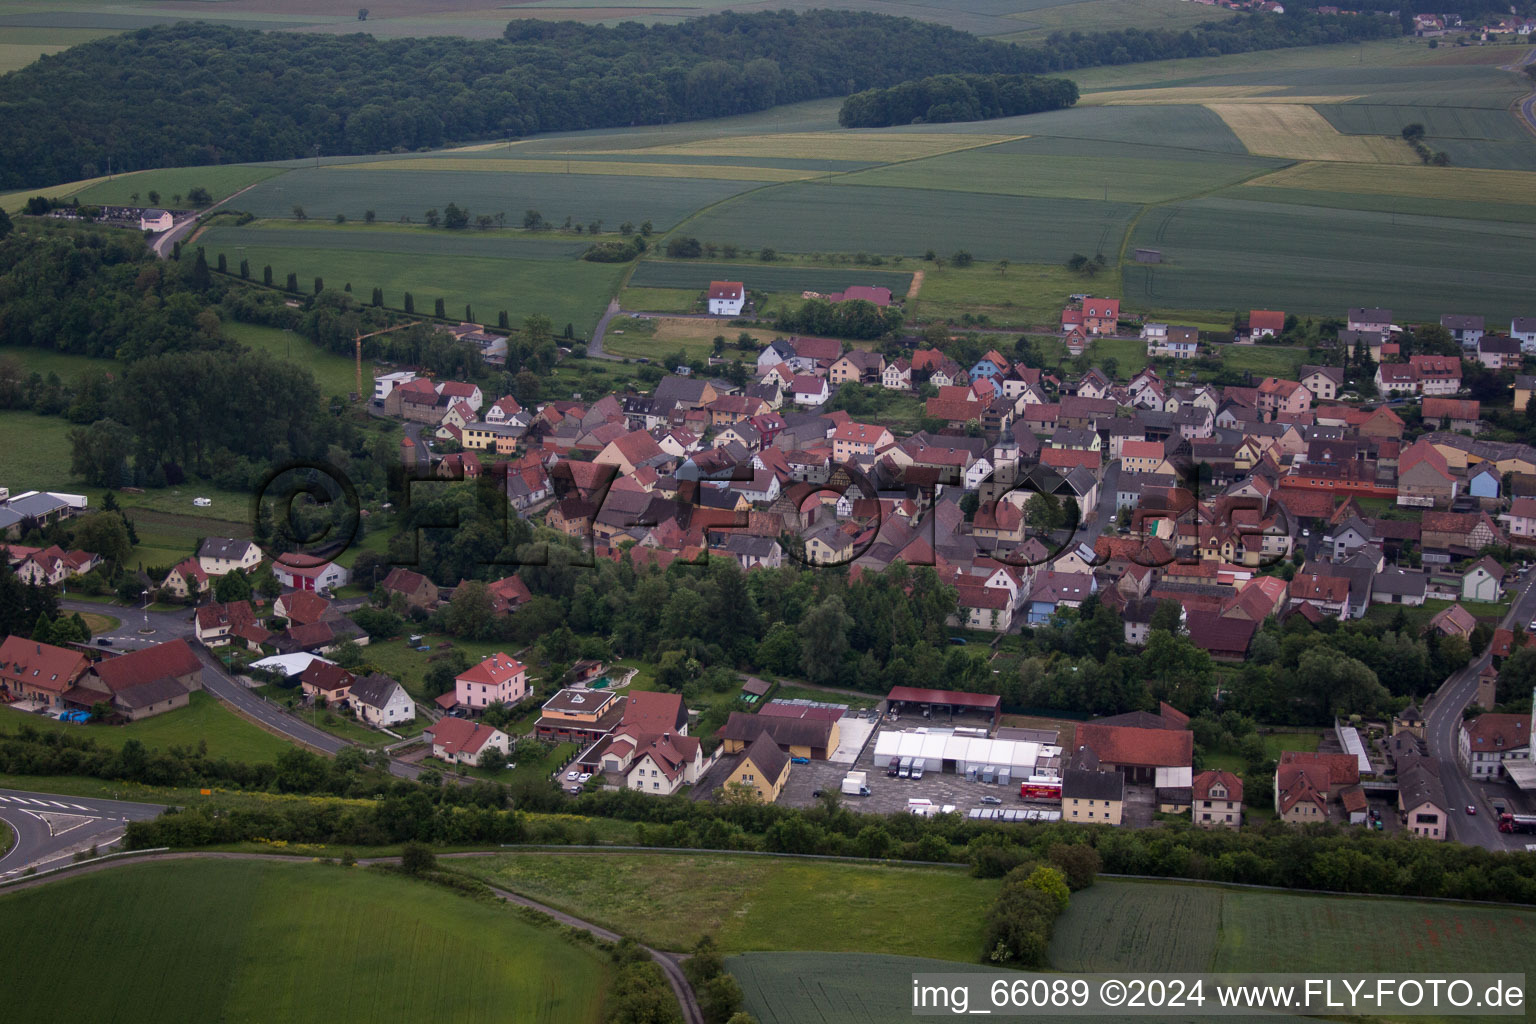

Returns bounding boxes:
[1244,160,1536,205]
[328,157,826,183]
[1207,103,1416,163]
[589,132,1027,162]
[628,260,914,292]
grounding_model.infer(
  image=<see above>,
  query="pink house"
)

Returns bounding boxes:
[455,652,528,710]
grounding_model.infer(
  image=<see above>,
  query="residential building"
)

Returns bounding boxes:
[721,732,791,803]
[299,660,354,704]
[75,638,203,720]
[536,688,625,744]
[1347,307,1392,334]
[162,558,209,600]
[271,555,348,595]
[381,568,439,611]
[1441,314,1484,348]
[1476,334,1521,370]
[1082,297,1120,335]
[625,731,704,795]
[1458,713,1530,779]
[0,636,88,707]
[196,538,263,577]
[139,209,173,232]
[454,652,528,710]
[1513,317,1536,352]
[426,718,509,765]
[717,710,838,760]
[1191,770,1243,828]
[349,673,416,727]
[707,281,745,316]
[1061,767,1124,825]
[1396,754,1448,840]
[373,371,418,401]
[1248,309,1285,341]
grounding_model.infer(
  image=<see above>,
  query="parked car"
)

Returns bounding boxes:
[566,770,579,781]
[980,796,1002,805]
[578,773,592,783]
[812,789,823,798]
[95,637,112,646]
[790,756,810,765]
[415,645,431,652]
[1466,804,1477,815]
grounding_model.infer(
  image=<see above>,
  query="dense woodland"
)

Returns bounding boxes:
[839,73,1079,128]
[0,10,1399,188]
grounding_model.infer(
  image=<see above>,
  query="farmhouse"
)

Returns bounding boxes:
[381,567,439,611]
[299,660,354,703]
[75,639,203,720]
[718,710,838,761]
[139,209,173,232]
[0,636,88,707]
[1073,722,1193,786]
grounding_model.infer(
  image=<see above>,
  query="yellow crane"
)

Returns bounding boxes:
[354,321,421,400]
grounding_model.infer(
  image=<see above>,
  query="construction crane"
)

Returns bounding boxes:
[354,321,420,400]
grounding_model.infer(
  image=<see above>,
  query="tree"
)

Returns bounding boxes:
[434,297,446,319]
[371,286,383,307]
[357,7,368,19]
[263,265,273,286]
[187,186,211,206]
[400,841,435,875]
[698,974,744,1024]
[147,190,160,205]
[442,202,469,229]
[313,276,324,295]
[68,418,133,487]
[213,569,253,603]
[798,596,851,684]
[285,271,299,292]
[447,580,494,639]
[292,205,306,220]
[71,511,133,565]
[404,292,414,314]
[951,250,973,268]
[1401,122,1426,142]
[666,236,702,259]
[522,209,544,230]
[424,208,440,228]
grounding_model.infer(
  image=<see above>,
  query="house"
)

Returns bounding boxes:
[881,358,912,391]
[348,673,416,727]
[721,731,791,803]
[139,208,173,232]
[1347,307,1392,334]
[373,371,418,401]
[1027,572,1095,625]
[1410,354,1462,396]
[1275,750,1359,823]
[1375,363,1417,396]
[271,555,348,595]
[425,717,509,765]
[162,558,209,600]
[13,545,100,586]
[1422,397,1480,432]
[1191,769,1243,828]
[625,731,704,795]
[380,568,439,611]
[1147,325,1199,359]
[1371,567,1426,606]
[1185,611,1257,660]
[193,600,258,647]
[952,584,1013,633]
[707,281,745,316]
[1501,496,1536,539]
[1257,377,1311,421]
[76,638,204,721]
[536,687,625,744]
[1442,314,1485,348]
[1396,755,1448,840]
[195,537,263,579]
[1427,603,1477,640]
[789,375,830,407]
[1458,713,1530,779]
[1081,297,1120,335]
[1513,318,1536,352]
[596,430,666,476]
[829,350,885,386]
[299,660,354,703]
[454,652,527,710]
[1061,767,1124,825]
[1397,442,1458,508]
[1248,309,1285,341]
[1461,555,1503,602]
[0,636,88,707]
[274,590,330,627]
[1468,462,1500,501]
[1297,365,1344,403]
[1073,722,1193,786]
[830,422,893,463]
[1476,334,1521,370]
[482,575,533,615]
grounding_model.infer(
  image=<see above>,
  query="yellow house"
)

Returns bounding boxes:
[1061,769,1123,825]
[718,711,838,760]
[1516,375,1535,413]
[723,733,791,802]
[163,558,209,599]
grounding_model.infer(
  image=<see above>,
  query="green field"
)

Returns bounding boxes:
[628,259,915,295]
[0,858,611,1024]
[2,691,295,763]
[226,321,369,398]
[464,852,996,959]
[197,228,628,338]
[1051,879,1536,978]
[618,286,703,313]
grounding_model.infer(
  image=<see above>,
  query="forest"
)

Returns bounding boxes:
[0,10,1400,188]
[839,73,1079,129]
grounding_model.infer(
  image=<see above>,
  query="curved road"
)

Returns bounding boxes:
[1500,46,1536,138]
[149,181,269,259]
[0,849,702,1024]
[0,788,164,879]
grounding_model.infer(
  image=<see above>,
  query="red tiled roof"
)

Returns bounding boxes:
[91,639,201,693]
[457,652,524,687]
[1192,769,1244,802]
[1249,310,1285,332]
[1279,749,1359,787]
[708,281,744,301]
[427,717,503,756]
[886,686,1000,710]
[1075,722,1192,769]
[0,636,88,695]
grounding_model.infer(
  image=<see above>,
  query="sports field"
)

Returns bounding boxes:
[1049,879,1536,975]
[464,851,997,959]
[1,691,294,762]
[0,858,611,1024]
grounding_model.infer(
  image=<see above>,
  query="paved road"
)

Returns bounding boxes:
[1500,47,1536,138]
[149,181,268,259]
[586,299,625,360]
[1425,568,1536,848]
[0,788,164,878]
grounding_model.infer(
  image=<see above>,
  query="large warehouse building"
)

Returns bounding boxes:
[872,728,1061,781]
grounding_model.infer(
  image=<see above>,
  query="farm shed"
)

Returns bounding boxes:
[885,685,1001,727]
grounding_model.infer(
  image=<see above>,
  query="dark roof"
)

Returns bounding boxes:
[197,537,256,560]
[886,685,1001,710]
[741,731,790,784]
[348,673,405,710]
[1062,768,1123,802]
[1185,610,1257,658]
[112,676,190,709]
[717,710,833,750]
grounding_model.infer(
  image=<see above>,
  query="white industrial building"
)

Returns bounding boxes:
[872,728,1060,783]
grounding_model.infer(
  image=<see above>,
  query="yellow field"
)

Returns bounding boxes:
[1206,104,1416,163]
[592,132,1024,163]
[1083,86,1360,105]
[0,173,114,213]
[338,157,822,182]
[1246,160,1536,205]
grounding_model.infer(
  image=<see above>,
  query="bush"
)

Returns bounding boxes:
[1047,842,1101,891]
[401,841,436,874]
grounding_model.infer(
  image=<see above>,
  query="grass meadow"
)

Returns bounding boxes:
[628,259,915,295]
[0,858,612,1024]
[464,851,997,958]
[0,691,295,762]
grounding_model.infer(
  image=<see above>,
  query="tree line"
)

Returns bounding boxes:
[838,73,1079,128]
[0,11,1399,188]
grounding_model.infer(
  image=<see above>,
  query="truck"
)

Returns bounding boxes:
[907,798,936,817]
[841,771,870,797]
[1498,813,1536,834]
[898,757,913,779]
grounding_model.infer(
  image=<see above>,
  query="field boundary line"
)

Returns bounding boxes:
[1099,872,1536,909]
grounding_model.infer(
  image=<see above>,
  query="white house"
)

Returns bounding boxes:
[1514,317,1536,352]
[1458,714,1529,780]
[625,733,705,795]
[271,556,349,595]
[139,209,173,232]
[197,537,263,577]
[789,375,829,407]
[426,718,510,765]
[707,281,745,316]
[348,674,415,727]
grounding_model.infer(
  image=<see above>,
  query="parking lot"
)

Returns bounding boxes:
[777,722,1067,818]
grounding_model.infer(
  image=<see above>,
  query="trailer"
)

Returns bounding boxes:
[907,798,936,817]
[1020,775,1063,803]
[1498,813,1536,834]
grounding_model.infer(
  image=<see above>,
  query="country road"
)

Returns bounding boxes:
[150,180,268,258]
[1501,46,1536,139]
[0,848,703,1024]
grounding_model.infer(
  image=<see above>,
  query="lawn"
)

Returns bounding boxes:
[0,859,612,1024]
[464,851,996,958]
[68,164,288,208]
[912,261,1100,330]
[225,321,367,398]
[0,691,295,763]
[1219,342,1310,379]
[599,317,764,362]
[618,286,702,314]
[627,259,914,295]
[1051,878,1536,977]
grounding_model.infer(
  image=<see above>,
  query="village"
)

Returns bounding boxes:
[5,280,1536,851]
